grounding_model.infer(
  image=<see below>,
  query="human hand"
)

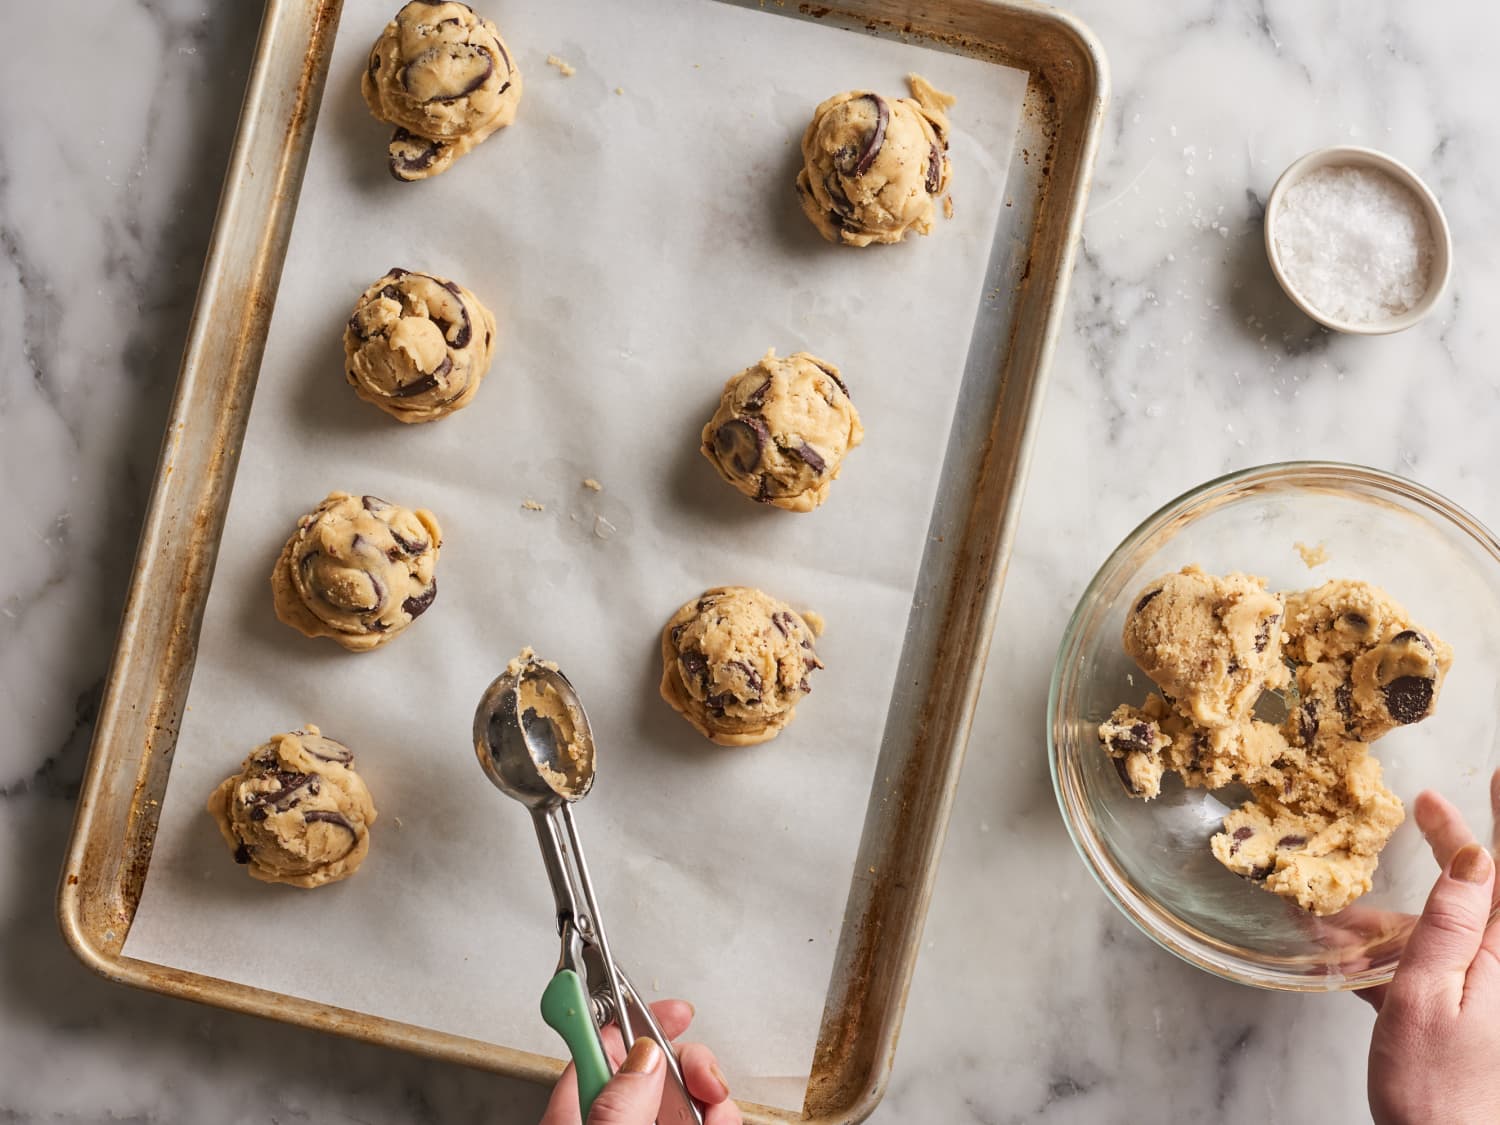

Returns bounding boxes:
[539,998,742,1125]
[1363,770,1500,1125]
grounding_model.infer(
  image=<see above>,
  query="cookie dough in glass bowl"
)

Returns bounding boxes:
[1049,462,1500,990]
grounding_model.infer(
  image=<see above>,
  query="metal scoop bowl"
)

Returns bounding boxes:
[474,654,595,808]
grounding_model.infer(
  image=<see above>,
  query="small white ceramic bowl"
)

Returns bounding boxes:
[1263,145,1452,335]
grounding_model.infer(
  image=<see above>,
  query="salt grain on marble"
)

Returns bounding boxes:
[1273,164,1434,323]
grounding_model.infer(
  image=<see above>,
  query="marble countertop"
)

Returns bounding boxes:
[5,0,1496,1121]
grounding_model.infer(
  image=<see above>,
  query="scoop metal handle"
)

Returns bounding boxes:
[616,969,705,1125]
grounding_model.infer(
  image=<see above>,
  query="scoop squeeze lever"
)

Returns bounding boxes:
[542,968,612,1118]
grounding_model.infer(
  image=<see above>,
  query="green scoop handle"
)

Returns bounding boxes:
[541,969,612,1119]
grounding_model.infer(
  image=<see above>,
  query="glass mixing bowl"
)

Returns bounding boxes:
[1050,462,1500,990]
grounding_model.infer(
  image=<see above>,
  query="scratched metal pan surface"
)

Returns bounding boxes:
[56,1,1106,1121]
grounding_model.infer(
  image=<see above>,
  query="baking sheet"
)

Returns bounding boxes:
[123,0,1026,1107]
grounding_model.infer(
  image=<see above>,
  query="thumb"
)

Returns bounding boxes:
[1392,842,1495,1009]
[587,1038,666,1125]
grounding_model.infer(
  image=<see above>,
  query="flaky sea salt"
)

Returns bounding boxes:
[1272,164,1434,323]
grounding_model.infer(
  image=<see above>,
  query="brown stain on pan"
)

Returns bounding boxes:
[790,4,1102,1122]
[285,1,342,162]
[81,0,347,939]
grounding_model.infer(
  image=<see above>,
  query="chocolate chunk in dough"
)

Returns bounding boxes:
[1354,627,1449,731]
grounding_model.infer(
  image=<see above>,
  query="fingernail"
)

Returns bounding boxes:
[709,1061,731,1099]
[685,1000,696,1021]
[621,1037,663,1076]
[1451,843,1494,885]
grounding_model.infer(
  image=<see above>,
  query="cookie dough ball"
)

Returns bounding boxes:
[701,350,863,512]
[272,492,441,651]
[207,726,378,888]
[1122,566,1288,728]
[344,268,496,423]
[362,1,522,181]
[795,74,953,247]
[659,586,824,746]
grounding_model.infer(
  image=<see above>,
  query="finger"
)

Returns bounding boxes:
[540,1062,581,1125]
[704,1099,744,1125]
[678,1041,732,1105]
[1414,789,1475,869]
[1392,842,1496,1013]
[548,1000,696,1121]
[1354,982,1387,1012]
[1470,911,1500,1008]
[645,999,695,1042]
[1474,775,1500,996]
[1490,770,1500,854]
[599,1000,696,1065]
[587,1038,666,1125]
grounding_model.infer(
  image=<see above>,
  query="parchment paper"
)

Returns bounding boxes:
[124,0,1026,1107]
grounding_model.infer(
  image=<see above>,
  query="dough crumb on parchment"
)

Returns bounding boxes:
[521,499,545,511]
[582,478,603,492]
[545,54,575,77]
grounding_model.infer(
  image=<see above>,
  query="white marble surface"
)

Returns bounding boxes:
[4,0,1496,1121]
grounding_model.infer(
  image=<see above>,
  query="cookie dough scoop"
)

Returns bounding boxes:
[473,652,703,1124]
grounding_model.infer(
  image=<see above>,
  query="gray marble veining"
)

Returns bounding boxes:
[4,0,1497,1121]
